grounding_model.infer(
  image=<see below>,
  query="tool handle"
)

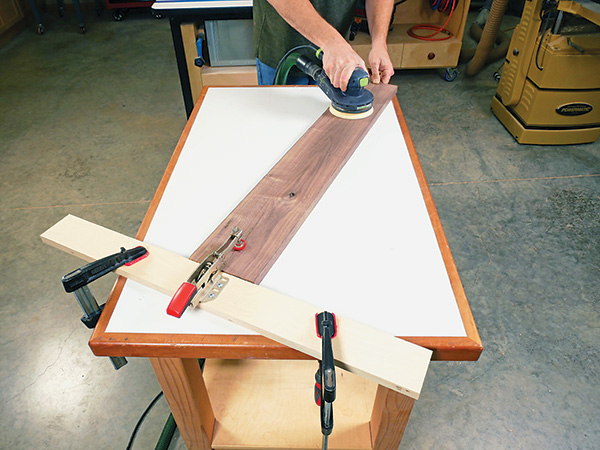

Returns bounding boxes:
[316,312,337,402]
[294,55,333,96]
[167,282,197,318]
[321,326,336,402]
[62,246,148,293]
[314,366,322,406]
[295,55,324,82]
[309,50,370,94]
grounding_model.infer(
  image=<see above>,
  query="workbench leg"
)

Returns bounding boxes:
[370,386,415,450]
[180,23,204,105]
[151,358,214,450]
[169,17,194,118]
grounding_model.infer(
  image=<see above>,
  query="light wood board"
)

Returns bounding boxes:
[42,214,432,399]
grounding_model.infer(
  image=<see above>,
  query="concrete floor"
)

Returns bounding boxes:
[0,8,598,450]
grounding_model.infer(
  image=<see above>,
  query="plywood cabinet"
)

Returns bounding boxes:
[0,0,24,35]
[351,0,471,70]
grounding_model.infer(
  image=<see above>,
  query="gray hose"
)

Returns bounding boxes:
[155,413,177,450]
[466,0,511,76]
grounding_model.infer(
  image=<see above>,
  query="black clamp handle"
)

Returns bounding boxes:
[62,246,148,293]
[315,311,337,438]
[60,246,148,371]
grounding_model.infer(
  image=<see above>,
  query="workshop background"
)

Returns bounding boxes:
[0,2,598,449]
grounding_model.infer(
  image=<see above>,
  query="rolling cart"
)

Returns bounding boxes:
[105,0,157,21]
[28,0,103,34]
[351,0,472,81]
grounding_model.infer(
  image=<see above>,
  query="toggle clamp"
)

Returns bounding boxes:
[167,227,245,318]
[314,311,337,450]
[62,245,149,370]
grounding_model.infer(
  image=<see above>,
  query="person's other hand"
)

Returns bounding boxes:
[368,45,394,84]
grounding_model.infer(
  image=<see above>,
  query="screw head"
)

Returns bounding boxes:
[513,48,520,56]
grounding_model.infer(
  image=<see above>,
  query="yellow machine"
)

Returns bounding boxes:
[491,0,600,145]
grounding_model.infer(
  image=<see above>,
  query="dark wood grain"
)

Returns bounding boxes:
[189,84,398,284]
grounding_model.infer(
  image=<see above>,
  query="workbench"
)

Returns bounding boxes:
[88,86,482,450]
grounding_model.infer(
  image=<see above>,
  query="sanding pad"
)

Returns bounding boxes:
[329,104,374,120]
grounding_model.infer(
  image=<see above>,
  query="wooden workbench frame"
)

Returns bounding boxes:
[87,86,481,450]
[90,87,482,362]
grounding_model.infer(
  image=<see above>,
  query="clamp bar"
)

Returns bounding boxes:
[61,246,148,370]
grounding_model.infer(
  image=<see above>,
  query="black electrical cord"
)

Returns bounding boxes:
[126,392,164,450]
[535,0,558,71]
[126,360,204,450]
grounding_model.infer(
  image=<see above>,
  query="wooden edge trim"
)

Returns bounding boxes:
[91,329,479,361]
[392,98,483,359]
[404,336,482,361]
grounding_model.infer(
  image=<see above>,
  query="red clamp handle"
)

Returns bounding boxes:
[167,282,197,318]
[167,235,245,318]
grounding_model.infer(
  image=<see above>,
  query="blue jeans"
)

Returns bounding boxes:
[256,58,314,86]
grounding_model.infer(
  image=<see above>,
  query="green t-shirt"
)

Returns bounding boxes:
[253,0,358,69]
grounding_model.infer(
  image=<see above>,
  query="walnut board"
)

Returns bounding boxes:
[42,214,432,399]
[189,84,398,285]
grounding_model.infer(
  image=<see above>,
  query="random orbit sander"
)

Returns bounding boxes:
[274,47,375,120]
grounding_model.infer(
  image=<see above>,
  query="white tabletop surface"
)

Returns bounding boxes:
[152,0,252,10]
[106,87,466,338]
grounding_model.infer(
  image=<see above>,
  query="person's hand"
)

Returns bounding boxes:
[368,45,394,84]
[321,42,367,92]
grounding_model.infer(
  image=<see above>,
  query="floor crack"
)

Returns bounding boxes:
[9,328,78,402]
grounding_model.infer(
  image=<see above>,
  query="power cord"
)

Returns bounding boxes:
[125,360,204,450]
[535,0,558,71]
[126,392,164,450]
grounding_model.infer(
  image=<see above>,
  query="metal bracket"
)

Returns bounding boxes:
[188,227,242,309]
